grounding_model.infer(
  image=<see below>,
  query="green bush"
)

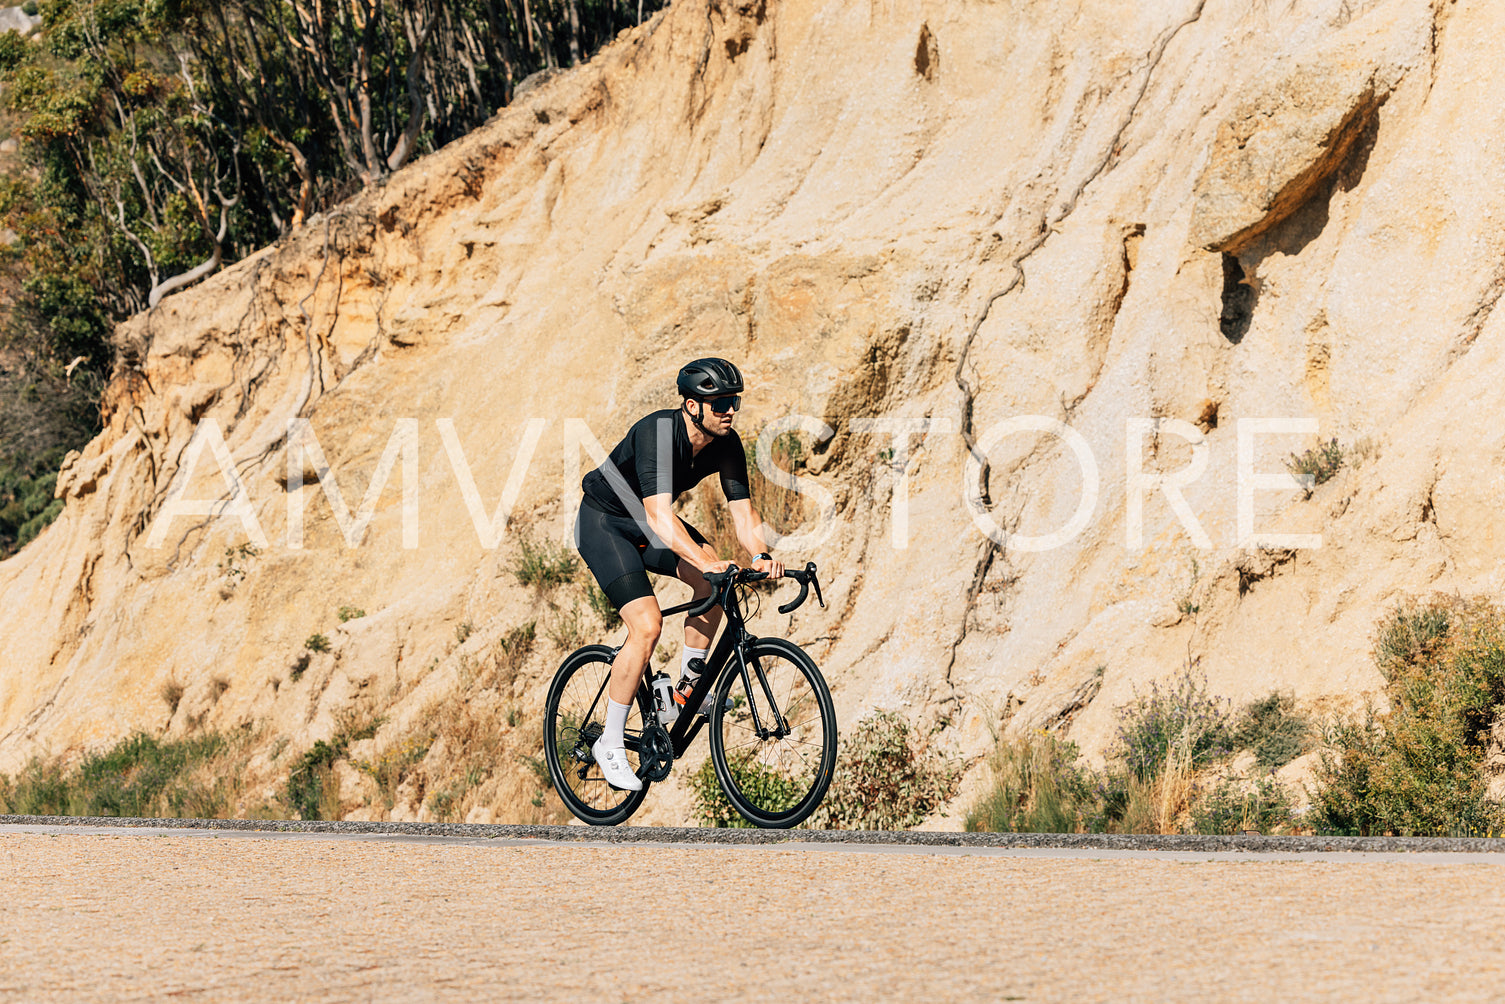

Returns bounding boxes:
[1310,598,1505,836]
[586,580,621,630]
[1229,692,1310,770]
[0,447,68,557]
[687,711,962,830]
[810,711,963,830]
[1285,438,1346,493]
[304,633,330,653]
[965,732,1101,833]
[1191,776,1293,835]
[284,739,342,821]
[0,731,231,817]
[687,754,809,829]
[513,536,580,589]
[337,606,365,623]
[1112,667,1230,781]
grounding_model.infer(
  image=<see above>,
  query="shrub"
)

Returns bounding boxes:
[0,448,71,556]
[282,712,384,820]
[545,601,588,650]
[353,732,431,810]
[289,653,311,680]
[159,678,185,716]
[1191,776,1293,835]
[337,606,366,623]
[0,732,237,818]
[304,633,330,653]
[965,732,1100,833]
[1112,667,1230,781]
[494,622,536,680]
[687,752,812,829]
[455,620,475,644]
[1373,601,1451,679]
[810,711,963,830]
[217,543,260,586]
[586,580,621,630]
[1229,692,1310,770]
[284,739,344,820]
[1285,438,1345,494]
[1310,598,1505,836]
[513,536,580,589]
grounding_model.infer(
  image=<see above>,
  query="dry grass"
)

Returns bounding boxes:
[159,678,185,716]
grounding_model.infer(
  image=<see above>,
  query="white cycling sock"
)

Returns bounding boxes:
[680,646,709,683]
[603,698,631,749]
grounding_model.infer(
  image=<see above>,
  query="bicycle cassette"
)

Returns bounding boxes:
[636,724,674,783]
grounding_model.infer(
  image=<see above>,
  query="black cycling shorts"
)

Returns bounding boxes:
[574,496,709,610]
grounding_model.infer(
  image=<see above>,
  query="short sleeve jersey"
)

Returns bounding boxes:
[581,409,751,518]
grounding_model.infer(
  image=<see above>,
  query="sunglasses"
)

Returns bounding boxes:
[703,394,741,413]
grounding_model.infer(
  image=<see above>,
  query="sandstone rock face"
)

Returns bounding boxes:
[3,0,1504,826]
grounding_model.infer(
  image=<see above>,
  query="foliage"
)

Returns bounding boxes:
[304,632,330,653]
[282,712,381,820]
[1310,598,1505,836]
[0,0,668,501]
[494,621,536,679]
[1229,692,1310,771]
[0,349,105,556]
[354,731,432,810]
[0,731,237,818]
[1285,438,1346,494]
[545,600,587,650]
[0,446,66,555]
[1111,667,1231,781]
[810,711,963,830]
[1190,775,1293,835]
[217,542,261,586]
[687,754,806,829]
[585,579,621,630]
[513,534,580,588]
[337,605,366,623]
[965,732,1101,833]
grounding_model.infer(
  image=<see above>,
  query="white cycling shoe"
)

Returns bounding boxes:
[591,737,643,791]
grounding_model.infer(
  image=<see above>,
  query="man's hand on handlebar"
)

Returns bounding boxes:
[751,554,784,579]
[700,559,736,577]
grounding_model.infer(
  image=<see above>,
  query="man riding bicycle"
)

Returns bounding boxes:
[574,357,785,791]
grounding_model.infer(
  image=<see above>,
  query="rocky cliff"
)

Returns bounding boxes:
[2,0,1501,824]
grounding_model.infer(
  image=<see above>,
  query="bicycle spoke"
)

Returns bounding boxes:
[711,642,836,828]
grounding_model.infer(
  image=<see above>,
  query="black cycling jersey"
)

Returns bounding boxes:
[581,408,751,518]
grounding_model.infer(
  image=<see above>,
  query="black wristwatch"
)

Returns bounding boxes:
[754,552,772,562]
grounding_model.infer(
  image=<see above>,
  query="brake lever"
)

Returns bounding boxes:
[806,561,824,608]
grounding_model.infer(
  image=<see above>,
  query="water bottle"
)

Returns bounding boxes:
[650,671,679,724]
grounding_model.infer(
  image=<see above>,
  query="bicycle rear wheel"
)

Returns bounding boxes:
[543,645,651,825]
[709,638,837,828]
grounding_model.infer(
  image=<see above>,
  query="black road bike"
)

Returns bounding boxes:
[543,563,836,828]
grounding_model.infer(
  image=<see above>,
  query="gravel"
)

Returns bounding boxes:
[3,813,1504,854]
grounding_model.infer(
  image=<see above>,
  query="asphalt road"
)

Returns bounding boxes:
[3,818,1503,1001]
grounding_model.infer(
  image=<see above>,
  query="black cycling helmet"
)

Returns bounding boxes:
[676,357,744,399]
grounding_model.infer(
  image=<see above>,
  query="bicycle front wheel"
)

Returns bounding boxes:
[543,645,650,826]
[710,638,837,828]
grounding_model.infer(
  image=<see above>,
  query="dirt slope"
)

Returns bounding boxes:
[2,0,1502,823]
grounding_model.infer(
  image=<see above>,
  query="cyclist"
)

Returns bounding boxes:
[574,357,785,790]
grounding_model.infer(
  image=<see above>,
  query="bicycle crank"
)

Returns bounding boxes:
[635,724,674,783]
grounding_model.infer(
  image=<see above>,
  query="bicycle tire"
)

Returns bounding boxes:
[709,638,837,828]
[543,645,652,826]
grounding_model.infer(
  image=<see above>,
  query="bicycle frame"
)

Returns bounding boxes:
[569,564,819,776]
